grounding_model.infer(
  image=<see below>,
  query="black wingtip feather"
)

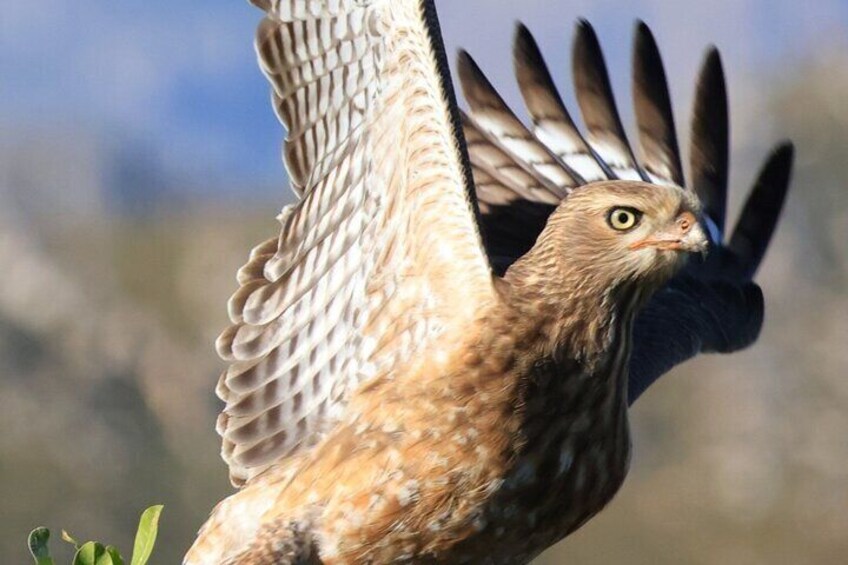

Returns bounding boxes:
[572,19,604,89]
[691,47,730,238]
[456,48,474,79]
[512,22,569,125]
[632,20,684,186]
[512,22,607,184]
[513,22,548,82]
[728,142,795,279]
[576,18,593,33]
[513,22,547,86]
[572,19,649,182]
[515,21,532,41]
[572,19,601,70]
[457,50,497,105]
[456,49,490,109]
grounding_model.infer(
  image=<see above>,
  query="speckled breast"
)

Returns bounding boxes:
[435,332,634,564]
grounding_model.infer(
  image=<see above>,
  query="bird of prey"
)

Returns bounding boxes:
[186,1,793,563]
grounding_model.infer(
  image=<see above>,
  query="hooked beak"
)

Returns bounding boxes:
[629,211,709,254]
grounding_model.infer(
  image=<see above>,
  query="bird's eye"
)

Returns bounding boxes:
[607,207,642,231]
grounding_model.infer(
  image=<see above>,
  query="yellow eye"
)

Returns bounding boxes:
[608,207,642,231]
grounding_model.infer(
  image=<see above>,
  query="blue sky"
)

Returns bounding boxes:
[3,0,847,198]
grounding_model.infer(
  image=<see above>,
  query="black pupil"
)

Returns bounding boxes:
[617,212,630,224]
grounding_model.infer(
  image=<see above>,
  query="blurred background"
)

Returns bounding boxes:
[2,0,846,563]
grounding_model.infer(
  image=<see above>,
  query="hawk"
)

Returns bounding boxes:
[186,1,793,563]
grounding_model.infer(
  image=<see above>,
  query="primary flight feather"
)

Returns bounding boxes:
[187,1,793,563]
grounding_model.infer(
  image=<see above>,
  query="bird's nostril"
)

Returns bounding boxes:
[677,212,695,233]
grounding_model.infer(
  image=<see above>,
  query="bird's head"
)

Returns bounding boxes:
[541,181,708,290]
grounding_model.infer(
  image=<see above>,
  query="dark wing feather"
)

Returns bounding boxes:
[629,141,793,405]
[628,279,764,403]
[458,50,581,200]
[572,20,649,182]
[632,21,684,187]
[690,48,730,240]
[729,143,795,279]
[513,24,611,183]
[480,200,557,276]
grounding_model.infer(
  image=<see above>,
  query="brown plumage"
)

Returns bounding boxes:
[186,0,793,562]
[188,179,706,564]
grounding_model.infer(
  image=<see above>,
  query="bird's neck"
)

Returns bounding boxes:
[502,246,646,371]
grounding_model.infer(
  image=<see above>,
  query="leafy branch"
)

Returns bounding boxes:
[28,505,163,565]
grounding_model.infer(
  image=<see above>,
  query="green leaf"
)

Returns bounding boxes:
[73,541,115,565]
[28,527,54,565]
[62,530,81,549]
[130,505,163,565]
[105,546,124,565]
[97,549,116,565]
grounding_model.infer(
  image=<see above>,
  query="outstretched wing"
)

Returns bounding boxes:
[461,21,793,400]
[217,0,493,486]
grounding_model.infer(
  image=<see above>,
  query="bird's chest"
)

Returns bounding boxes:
[316,314,636,564]
[444,353,633,564]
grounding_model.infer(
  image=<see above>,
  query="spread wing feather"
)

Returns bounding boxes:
[572,20,650,182]
[632,22,684,187]
[512,23,611,183]
[728,142,794,279]
[462,20,741,271]
[458,51,580,201]
[465,21,670,266]
[217,0,493,486]
[462,112,564,207]
[690,48,730,239]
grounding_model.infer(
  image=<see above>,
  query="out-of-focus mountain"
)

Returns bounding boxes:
[0,201,234,561]
[0,126,283,559]
[0,128,179,220]
[0,130,108,220]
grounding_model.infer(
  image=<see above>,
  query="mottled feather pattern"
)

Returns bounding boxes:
[218,0,386,485]
[463,113,562,207]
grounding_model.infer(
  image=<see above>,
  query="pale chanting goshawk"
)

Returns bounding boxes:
[186,1,793,563]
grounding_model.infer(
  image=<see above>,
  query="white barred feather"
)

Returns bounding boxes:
[463,112,562,207]
[512,23,610,184]
[217,0,493,486]
[464,21,687,214]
